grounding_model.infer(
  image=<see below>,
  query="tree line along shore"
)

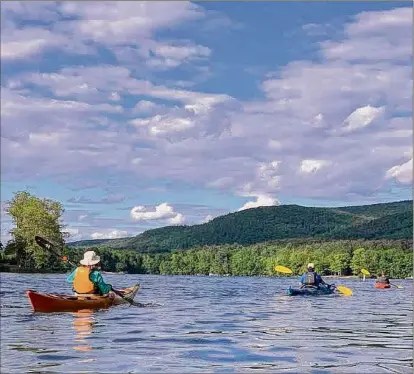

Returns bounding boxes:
[1,191,412,279]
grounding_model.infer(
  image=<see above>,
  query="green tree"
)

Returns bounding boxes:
[350,247,367,275]
[6,191,68,269]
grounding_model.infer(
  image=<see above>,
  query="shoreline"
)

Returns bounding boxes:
[0,270,411,280]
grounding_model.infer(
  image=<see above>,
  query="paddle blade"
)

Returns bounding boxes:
[336,285,353,296]
[35,235,53,250]
[361,268,370,276]
[275,265,293,274]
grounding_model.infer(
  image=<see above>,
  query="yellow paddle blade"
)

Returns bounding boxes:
[361,268,370,276]
[336,285,353,296]
[274,265,293,274]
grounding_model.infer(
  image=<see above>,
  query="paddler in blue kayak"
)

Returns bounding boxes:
[300,263,328,289]
[66,250,117,296]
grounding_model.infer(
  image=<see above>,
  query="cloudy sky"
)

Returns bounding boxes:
[1,1,412,243]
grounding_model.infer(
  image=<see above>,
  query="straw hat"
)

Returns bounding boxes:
[80,251,101,266]
[307,263,315,269]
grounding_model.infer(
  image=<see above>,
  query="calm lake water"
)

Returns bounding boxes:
[0,273,412,373]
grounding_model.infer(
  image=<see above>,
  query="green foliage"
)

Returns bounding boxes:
[335,200,412,218]
[1,192,412,279]
[6,191,68,269]
[58,239,413,279]
[327,211,413,240]
[68,200,413,253]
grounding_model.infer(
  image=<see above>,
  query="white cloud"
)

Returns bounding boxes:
[342,105,384,132]
[349,7,412,34]
[130,203,185,224]
[300,159,331,174]
[0,205,13,243]
[91,230,129,240]
[385,158,413,184]
[128,92,235,138]
[268,139,282,149]
[1,28,67,60]
[321,7,412,62]
[145,42,211,70]
[130,115,194,135]
[202,214,214,223]
[153,43,211,60]
[207,177,234,189]
[110,92,121,101]
[0,3,411,214]
[133,100,158,114]
[65,228,83,241]
[168,213,185,225]
[239,194,280,211]
[59,1,205,44]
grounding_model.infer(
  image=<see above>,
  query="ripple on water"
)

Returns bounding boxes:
[0,274,412,373]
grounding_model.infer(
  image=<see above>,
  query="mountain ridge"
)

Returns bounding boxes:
[67,200,413,251]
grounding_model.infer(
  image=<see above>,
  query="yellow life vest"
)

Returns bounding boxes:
[73,266,96,294]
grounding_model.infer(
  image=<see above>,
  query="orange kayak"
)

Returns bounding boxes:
[375,282,391,289]
[26,284,140,313]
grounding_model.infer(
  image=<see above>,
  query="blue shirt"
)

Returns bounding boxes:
[300,272,323,286]
[66,268,112,295]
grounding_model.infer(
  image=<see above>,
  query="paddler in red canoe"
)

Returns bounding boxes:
[376,271,390,286]
[66,250,117,296]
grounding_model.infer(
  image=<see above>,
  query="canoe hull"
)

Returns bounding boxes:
[26,284,140,313]
[375,283,391,289]
[286,285,335,296]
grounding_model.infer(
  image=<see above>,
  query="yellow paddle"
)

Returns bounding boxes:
[336,285,353,296]
[275,265,353,296]
[274,265,293,274]
[362,266,404,289]
[361,268,370,276]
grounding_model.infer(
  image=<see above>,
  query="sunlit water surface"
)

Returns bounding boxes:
[1,273,412,373]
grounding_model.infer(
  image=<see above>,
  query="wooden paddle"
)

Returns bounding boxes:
[275,265,353,296]
[34,235,141,306]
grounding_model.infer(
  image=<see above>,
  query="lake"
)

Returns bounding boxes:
[0,273,412,373]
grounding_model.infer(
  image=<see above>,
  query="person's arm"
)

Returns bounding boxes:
[90,270,113,295]
[66,268,77,283]
[317,274,326,284]
[299,274,305,286]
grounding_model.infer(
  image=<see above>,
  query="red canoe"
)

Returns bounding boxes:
[375,282,391,289]
[26,284,140,313]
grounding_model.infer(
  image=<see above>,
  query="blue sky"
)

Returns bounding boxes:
[1,1,412,242]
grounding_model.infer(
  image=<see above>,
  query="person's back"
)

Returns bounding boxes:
[67,250,113,295]
[72,265,98,294]
[300,263,325,288]
[376,272,390,284]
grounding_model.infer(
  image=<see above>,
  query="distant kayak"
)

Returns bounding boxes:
[286,284,336,296]
[27,284,140,313]
[375,283,391,289]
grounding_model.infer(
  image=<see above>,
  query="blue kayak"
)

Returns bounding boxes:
[286,284,336,296]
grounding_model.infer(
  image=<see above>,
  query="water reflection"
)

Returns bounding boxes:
[0,274,412,373]
[72,309,94,353]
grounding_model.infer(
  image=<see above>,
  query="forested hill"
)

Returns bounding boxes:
[68,200,413,252]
